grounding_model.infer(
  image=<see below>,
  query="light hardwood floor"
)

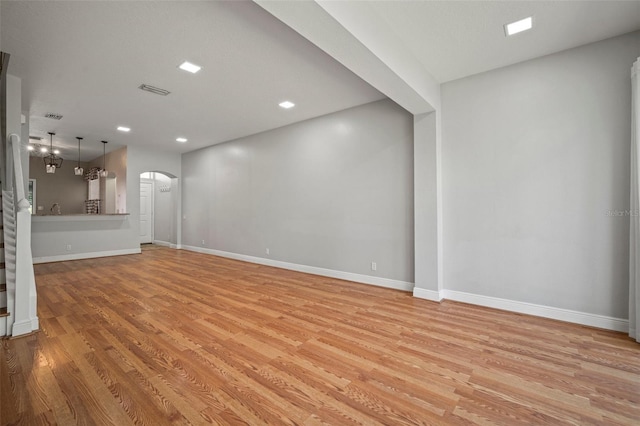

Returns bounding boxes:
[1,246,639,425]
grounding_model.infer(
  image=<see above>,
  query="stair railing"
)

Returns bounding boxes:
[3,133,38,336]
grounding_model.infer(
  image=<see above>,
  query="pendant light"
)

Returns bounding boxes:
[100,141,108,177]
[43,132,63,173]
[74,137,84,176]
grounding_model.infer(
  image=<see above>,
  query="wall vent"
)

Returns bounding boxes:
[44,113,63,120]
[138,84,170,96]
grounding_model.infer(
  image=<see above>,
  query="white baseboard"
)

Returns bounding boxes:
[152,240,181,249]
[181,245,414,291]
[441,290,629,333]
[176,247,629,332]
[31,317,40,331]
[11,319,35,336]
[412,287,443,302]
[33,248,142,264]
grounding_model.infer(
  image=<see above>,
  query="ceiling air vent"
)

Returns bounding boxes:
[138,84,170,96]
[44,113,63,120]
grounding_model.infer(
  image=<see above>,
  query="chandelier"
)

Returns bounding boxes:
[74,137,84,176]
[100,141,108,177]
[43,132,63,173]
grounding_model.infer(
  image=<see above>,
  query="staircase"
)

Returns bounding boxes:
[1,52,37,337]
[0,192,6,335]
[0,134,38,338]
[2,187,16,336]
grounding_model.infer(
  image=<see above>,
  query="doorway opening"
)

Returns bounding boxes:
[139,171,179,247]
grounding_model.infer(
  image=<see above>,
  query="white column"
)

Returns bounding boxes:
[413,111,443,300]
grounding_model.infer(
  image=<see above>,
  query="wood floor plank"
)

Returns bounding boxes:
[2,245,639,425]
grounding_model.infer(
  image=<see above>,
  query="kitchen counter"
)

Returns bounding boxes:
[32,213,129,222]
[31,213,139,263]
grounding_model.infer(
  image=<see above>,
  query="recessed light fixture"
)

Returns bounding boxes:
[27,145,34,151]
[40,147,48,153]
[117,126,131,132]
[178,61,201,74]
[505,16,533,36]
[53,149,60,155]
[176,137,188,143]
[279,101,295,109]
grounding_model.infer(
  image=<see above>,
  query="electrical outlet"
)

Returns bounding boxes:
[371,262,377,271]
[266,248,270,255]
[201,239,205,245]
[66,244,71,251]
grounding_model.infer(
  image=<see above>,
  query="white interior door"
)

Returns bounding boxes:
[140,180,153,244]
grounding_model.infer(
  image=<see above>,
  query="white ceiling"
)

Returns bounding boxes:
[0,1,384,161]
[2,1,639,162]
[367,0,640,83]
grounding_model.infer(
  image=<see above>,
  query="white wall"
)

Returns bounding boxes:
[5,74,28,196]
[442,31,640,321]
[182,99,414,285]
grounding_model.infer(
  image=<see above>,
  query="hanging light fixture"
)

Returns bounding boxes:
[43,132,63,173]
[74,137,84,176]
[100,141,108,177]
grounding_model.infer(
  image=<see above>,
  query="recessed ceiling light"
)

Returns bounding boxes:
[27,145,34,151]
[176,137,188,143]
[53,149,60,154]
[40,147,48,153]
[178,61,201,74]
[505,16,533,36]
[279,101,295,109]
[117,126,131,132]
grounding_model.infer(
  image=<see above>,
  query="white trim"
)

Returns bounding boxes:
[181,245,413,291]
[11,319,34,336]
[0,317,6,337]
[33,248,141,264]
[175,246,628,332]
[442,290,629,332]
[412,287,443,302]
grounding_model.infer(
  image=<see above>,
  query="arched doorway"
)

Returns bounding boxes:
[139,171,179,247]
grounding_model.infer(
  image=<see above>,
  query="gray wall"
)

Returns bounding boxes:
[182,98,414,282]
[89,146,128,213]
[153,173,177,245]
[441,31,640,318]
[29,156,90,214]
